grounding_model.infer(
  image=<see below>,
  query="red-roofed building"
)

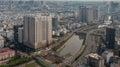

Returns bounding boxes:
[0,48,15,63]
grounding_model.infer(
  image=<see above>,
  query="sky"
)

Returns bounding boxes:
[28,0,120,1]
[1,0,120,1]
[40,0,117,1]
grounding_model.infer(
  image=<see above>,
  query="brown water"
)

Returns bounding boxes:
[59,35,84,56]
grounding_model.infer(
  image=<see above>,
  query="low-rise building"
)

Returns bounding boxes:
[0,35,4,48]
[102,50,114,64]
[110,56,120,67]
[86,53,105,67]
[0,48,15,63]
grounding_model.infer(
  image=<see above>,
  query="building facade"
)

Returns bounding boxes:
[52,16,58,31]
[0,35,4,48]
[79,6,94,23]
[18,27,23,43]
[106,28,116,49]
[13,25,23,43]
[23,13,52,50]
[86,53,105,67]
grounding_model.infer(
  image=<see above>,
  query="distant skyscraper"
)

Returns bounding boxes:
[109,1,119,13]
[52,16,58,31]
[79,6,94,23]
[93,6,100,21]
[106,28,116,49]
[41,1,50,10]
[23,13,52,50]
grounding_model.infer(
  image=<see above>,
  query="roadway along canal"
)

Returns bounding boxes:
[58,34,84,57]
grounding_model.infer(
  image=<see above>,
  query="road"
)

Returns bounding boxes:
[31,24,101,67]
[72,28,101,67]
[49,24,97,52]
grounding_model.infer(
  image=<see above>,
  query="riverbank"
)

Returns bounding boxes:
[14,60,39,67]
[71,45,87,64]
[51,31,87,66]
[70,34,87,64]
[52,32,74,52]
[56,33,75,52]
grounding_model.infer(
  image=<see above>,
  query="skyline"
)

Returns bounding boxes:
[1,0,120,2]
[0,0,119,67]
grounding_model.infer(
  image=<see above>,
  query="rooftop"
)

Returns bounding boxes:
[0,48,15,56]
[103,50,114,55]
[0,35,4,40]
[86,53,103,60]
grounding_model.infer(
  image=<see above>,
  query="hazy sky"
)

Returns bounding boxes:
[29,0,120,1]
[3,0,120,1]
[41,0,116,1]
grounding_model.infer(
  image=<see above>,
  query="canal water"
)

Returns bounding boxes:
[59,34,84,57]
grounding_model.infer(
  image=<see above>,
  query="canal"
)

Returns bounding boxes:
[59,34,84,57]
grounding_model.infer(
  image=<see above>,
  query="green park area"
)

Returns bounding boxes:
[0,56,31,67]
